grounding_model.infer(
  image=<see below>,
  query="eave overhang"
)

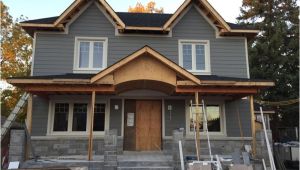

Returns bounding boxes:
[20,0,259,37]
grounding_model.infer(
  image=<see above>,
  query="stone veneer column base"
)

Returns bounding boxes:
[9,129,26,163]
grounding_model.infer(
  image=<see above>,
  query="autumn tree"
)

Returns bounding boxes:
[237,0,299,140]
[128,1,163,13]
[1,2,33,120]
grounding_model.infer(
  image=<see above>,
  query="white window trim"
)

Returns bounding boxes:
[47,99,109,136]
[185,100,226,137]
[73,36,108,73]
[178,39,211,75]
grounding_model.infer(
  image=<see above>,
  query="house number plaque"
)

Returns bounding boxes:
[127,112,134,127]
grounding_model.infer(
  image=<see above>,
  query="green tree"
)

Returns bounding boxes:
[237,0,299,139]
[1,2,32,121]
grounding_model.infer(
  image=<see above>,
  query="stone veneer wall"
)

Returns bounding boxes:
[31,138,123,157]
[32,138,267,160]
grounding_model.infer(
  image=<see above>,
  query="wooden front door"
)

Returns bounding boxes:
[124,100,162,151]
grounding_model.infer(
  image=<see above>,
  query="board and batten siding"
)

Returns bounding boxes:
[33,3,248,78]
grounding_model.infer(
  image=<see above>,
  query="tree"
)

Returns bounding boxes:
[237,0,299,140]
[1,2,32,121]
[128,1,163,13]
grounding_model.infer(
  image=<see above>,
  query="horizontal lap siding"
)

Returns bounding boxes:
[33,4,248,78]
[109,99,122,136]
[32,96,49,136]
[225,99,251,137]
[164,100,186,136]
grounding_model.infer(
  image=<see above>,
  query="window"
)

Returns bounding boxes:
[50,102,106,134]
[93,104,106,131]
[179,40,210,74]
[53,103,69,131]
[74,37,107,73]
[189,105,222,134]
[72,103,87,131]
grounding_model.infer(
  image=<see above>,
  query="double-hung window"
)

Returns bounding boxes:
[179,40,210,74]
[74,37,108,73]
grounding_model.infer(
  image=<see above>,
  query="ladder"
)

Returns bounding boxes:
[1,93,29,139]
[190,100,223,169]
[190,99,213,161]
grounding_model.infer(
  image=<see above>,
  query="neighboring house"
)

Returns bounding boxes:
[7,0,274,160]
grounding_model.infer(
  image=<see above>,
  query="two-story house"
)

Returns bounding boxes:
[8,0,274,163]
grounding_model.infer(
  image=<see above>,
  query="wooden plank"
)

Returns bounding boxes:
[7,79,90,84]
[124,26,166,31]
[90,46,201,85]
[163,0,192,30]
[25,93,33,160]
[98,0,126,28]
[124,100,136,151]
[114,55,177,87]
[250,95,256,156]
[26,94,33,134]
[195,92,200,160]
[24,85,115,93]
[176,87,258,94]
[136,100,161,151]
[88,91,96,160]
[54,0,84,26]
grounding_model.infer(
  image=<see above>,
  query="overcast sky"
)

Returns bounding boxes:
[3,0,243,23]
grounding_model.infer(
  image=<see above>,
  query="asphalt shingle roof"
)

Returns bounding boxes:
[9,73,269,82]
[21,13,256,30]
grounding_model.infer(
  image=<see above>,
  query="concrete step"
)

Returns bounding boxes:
[117,166,174,170]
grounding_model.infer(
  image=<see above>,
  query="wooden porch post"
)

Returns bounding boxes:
[195,92,200,160]
[250,95,256,156]
[25,93,33,160]
[26,93,33,133]
[88,91,96,160]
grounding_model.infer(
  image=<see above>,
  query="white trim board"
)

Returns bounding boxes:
[178,39,211,75]
[47,97,109,136]
[73,36,108,74]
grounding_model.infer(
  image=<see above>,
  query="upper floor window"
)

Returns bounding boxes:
[74,37,108,73]
[179,40,211,74]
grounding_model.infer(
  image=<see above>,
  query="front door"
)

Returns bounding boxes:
[124,100,162,151]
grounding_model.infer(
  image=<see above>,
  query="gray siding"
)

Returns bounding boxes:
[164,100,186,136]
[32,96,49,136]
[33,3,247,78]
[225,99,251,137]
[109,99,122,136]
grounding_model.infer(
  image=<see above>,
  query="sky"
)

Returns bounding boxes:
[3,0,243,23]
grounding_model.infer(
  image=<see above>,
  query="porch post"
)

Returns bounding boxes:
[88,91,96,160]
[26,93,33,133]
[195,92,200,160]
[250,95,256,156]
[25,93,33,160]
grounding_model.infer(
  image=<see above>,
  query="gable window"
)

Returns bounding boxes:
[179,40,211,74]
[187,104,224,135]
[74,37,108,73]
[50,101,107,135]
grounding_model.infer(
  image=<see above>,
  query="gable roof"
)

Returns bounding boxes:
[20,0,259,36]
[90,45,201,85]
